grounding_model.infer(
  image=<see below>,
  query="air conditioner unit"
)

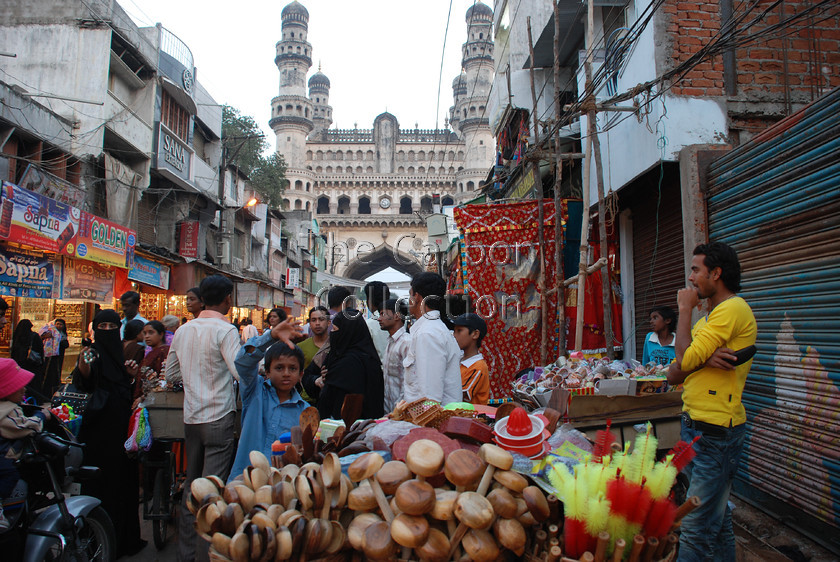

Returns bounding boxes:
[218,239,231,265]
[232,257,243,271]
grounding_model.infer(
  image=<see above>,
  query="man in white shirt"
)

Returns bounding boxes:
[363,280,390,362]
[119,291,148,340]
[240,317,259,343]
[379,298,411,412]
[403,272,461,405]
[165,275,240,562]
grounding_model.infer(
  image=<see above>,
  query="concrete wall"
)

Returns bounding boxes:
[579,1,729,203]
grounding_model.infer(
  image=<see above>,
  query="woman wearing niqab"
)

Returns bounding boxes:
[72,309,145,555]
[304,310,384,420]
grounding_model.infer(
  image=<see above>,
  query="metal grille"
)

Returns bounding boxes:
[706,86,840,553]
[631,167,685,359]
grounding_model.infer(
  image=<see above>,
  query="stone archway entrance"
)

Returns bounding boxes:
[342,243,426,280]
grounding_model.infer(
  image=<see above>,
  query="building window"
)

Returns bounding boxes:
[442,196,454,206]
[420,197,432,213]
[399,196,412,214]
[358,197,371,214]
[337,196,350,214]
[317,196,330,214]
[161,89,191,141]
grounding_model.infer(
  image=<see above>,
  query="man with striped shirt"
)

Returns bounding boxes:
[166,274,240,562]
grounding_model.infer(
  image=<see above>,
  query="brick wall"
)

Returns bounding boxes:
[663,0,840,108]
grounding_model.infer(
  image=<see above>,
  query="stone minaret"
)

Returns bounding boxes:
[452,1,495,202]
[308,66,333,140]
[270,1,316,211]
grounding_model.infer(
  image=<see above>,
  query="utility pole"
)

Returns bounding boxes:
[527,17,549,366]
[573,0,615,358]
[553,0,566,357]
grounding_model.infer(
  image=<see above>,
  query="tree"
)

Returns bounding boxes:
[222,105,264,175]
[222,104,287,208]
[250,152,288,209]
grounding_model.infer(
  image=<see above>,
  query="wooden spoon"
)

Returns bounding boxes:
[475,444,513,495]
[522,485,550,523]
[414,527,451,562]
[347,452,394,522]
[376,460,412,495]
[390,512,430,548]
[347,512,381,551]
[429,489,459,521]
[405,439,445,482]
[487,487,518,519]
[341,393,365,429]
[494,401,521,421]
[444,449,486,492]
[299,406,320,436]
[493,517,526,555]
[462,528,501,562]
[448,492,495,559]
[301,425,315,462]
[393,479,436,516]
[362,520,398,560]
[492,469,529,494]
[319,452,341,519]
[325,520,347,554]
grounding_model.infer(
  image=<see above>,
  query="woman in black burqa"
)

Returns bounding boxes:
[11,319,46,400]
[72,309,145,556]
[303,310,384,420]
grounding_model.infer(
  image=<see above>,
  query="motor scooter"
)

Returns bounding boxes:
[0,409,116,561]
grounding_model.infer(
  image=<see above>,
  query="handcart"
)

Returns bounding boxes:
[142,390,243,549]
[548,388,685,451]
[142,391,187,550]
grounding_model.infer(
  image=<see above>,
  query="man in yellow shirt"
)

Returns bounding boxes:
[667,242,756,562]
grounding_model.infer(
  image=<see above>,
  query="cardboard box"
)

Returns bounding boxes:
[594,378,637,396]
[144,391,185,439]
[145,392,243,440]
[548,388,683,425]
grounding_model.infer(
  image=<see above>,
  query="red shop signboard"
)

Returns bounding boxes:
[178,220,200,259]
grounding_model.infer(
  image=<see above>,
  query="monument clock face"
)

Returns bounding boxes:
[379,197,391,209]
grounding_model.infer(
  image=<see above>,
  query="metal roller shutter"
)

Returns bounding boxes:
[706,86,840,553]
[631,165,685,359]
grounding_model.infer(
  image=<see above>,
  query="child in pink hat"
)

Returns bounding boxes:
[0,358,52,529]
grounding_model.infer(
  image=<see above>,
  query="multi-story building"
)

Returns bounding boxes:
[0,0,289,345]
[270,1,495,280]
[487,0,840,547]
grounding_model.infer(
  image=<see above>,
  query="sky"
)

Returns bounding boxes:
[122,0,485,153]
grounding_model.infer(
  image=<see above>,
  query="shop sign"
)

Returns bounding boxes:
[128,254,170,290]
[0,181,79,257]
[62,258,115,302]
[157,124,191,181]
[258,286,273,309]
[284,293,295,307]
[75,211,135,268]
[508,166,537,200]
[237,282,258,307]
[19,164,86,208]
[286,267,300,289]
[0,246,57,299]
[273,289,284,307]
[178,220,200,258]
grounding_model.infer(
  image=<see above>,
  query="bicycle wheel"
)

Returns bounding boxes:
[73,505,117,561]
[152,468,169,550]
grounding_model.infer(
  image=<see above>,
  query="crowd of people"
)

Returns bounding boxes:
[0,271,493,557]
[0,241,755,562]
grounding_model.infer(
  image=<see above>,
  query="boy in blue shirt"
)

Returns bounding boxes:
[229,331,308,481]
[642,306,677,366]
